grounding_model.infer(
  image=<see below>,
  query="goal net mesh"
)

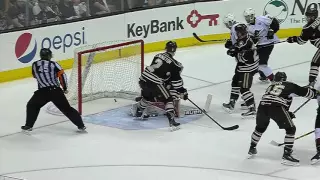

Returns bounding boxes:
[46,40,144,115]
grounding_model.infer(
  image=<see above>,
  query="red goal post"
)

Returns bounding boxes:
[46,39,144,115]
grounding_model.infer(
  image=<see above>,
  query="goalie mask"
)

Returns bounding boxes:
[243,8,255,24]
[165,41,177,56]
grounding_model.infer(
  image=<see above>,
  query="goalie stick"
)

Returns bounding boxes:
[270,99,312,146]
[188,98,239,130]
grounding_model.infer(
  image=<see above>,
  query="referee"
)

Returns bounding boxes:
[22,48,86,133]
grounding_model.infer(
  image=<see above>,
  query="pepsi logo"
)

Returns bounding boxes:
[15,33,37,63]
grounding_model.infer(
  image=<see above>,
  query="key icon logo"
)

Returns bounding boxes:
[187,10,219,28]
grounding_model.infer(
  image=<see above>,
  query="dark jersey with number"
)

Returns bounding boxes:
[234,35,259,73]
[260,81,316,108]
[297,17,320,48]
[141,52,184,91]
[32,59,68,91]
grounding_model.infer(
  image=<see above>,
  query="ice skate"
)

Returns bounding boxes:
[247,146,257,159]
[241,105,256,118]
[167,112,180,131]
[281,150,299,166]
[259,76,269,83]
[21,126,32,135]
[311,151,320,165]
[77,126,87,133]
[222,100,235,113]
[240,102,248,110]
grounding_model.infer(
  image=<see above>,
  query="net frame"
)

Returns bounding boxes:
[45,39,144,116]
[76,39,144,114]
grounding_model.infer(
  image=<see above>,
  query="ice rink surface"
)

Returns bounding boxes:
[0,42,320,180]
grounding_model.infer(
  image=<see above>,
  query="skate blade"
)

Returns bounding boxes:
[21,130,32,135]
[241,106,249,110]
[311,159,320,165]
[222,106,234,114]
[169,126,180,132]
[241,114,256,119]
[247,153,256,159]
[77,129,88,134]
[281,159,300,166]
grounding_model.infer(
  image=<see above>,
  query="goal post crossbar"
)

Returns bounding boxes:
[76,39,144,114]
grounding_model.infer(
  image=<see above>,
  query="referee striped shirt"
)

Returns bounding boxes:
[32,59,68,90]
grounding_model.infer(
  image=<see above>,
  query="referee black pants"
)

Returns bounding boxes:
[25,87,85,128]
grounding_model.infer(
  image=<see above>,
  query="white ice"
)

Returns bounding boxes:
[0,41,319,180]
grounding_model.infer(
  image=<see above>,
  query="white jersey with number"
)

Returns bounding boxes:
[247,15,279,45]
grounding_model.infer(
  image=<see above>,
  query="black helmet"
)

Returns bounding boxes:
[165,41,177,53]
[305,6,318,20]
[274,72,287,82]
[40,48,52,60]
[235,23,248,39]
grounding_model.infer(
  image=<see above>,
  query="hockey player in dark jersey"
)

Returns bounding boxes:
[135,41,188,130]
[248,72,318,166]
[287,7,320,87]
[312,97,320,165]
[222,23,259,117]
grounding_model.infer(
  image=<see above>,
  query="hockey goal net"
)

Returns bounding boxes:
[47,40,144,115]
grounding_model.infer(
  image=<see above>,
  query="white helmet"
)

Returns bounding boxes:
[223,13,236,29]
[243,8,255,24]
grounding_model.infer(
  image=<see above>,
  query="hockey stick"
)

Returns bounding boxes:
[270,130,314,147]
[270,99,313,146]
[193,33,228,43]
[188,98,239,130]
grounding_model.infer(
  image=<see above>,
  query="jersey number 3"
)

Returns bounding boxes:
[268,85,285,96]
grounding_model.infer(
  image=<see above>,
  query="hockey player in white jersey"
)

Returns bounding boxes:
[243,8,280,82]
[223,13,239,48]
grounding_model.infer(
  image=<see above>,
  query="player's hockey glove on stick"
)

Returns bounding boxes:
[225,39,233,49]
[227,48,238,57]
[188,98,239,131]
[287,36,298,43]
[267,30,274,39]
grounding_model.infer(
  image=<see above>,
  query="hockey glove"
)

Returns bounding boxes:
[267,30,274,39]
[288,111,296,119]
[178,87,188,100]
[287,36,298,43]
[227,48,237,57]
[225,39,233,49]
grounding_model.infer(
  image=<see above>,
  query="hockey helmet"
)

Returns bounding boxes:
[274,72,287,82]
[223,13,237,29]
[235,23,248,39]
[243,8,255,24]
[305,6,318,22]
[165,41,177,54]
[40,48,52,60]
